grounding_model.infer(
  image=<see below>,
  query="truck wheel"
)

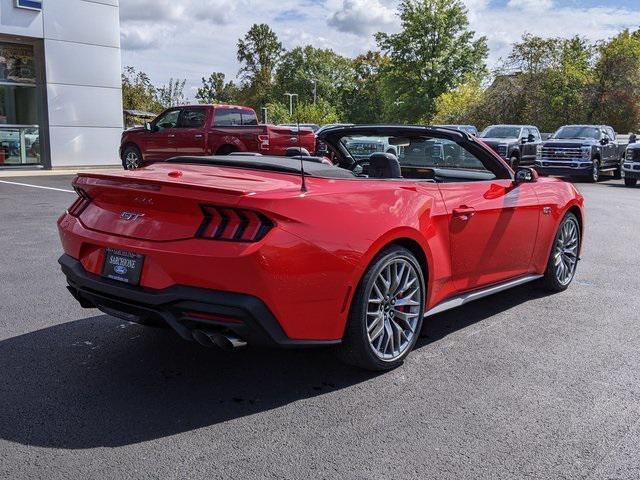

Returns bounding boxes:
[216,145,237,156]
[588,159,600,183]
[122,145,142,170]
[613,160,623,180]
[625,178,638,187]
[337,246,425,371]
[509,154,520,170]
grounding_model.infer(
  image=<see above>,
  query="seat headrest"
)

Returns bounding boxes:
[368,153,402,179]
[286,147,311,157]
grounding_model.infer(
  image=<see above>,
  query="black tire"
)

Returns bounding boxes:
[121,145,142,170]
[540,212,580,293]
[338,245,426,371]
[587,159,600,183]
[216,145,237,155]
[613,160,623,180]
[624,178,637,187]
[509,154,520,170]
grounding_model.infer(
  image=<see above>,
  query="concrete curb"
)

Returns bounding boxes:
[0,166,122,177]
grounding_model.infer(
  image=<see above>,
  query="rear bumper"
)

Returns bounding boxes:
[59,254,340,348]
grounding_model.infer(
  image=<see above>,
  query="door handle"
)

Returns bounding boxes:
[194,134,204,139]
[167,134,176,138]
[452,206,476,221]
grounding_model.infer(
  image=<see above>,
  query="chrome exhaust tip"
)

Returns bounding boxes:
[192,330,247,351]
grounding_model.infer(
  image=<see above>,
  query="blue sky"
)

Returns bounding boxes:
[119,0,640,98]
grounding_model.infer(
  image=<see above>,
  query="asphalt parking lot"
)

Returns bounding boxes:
[0,174,639,479]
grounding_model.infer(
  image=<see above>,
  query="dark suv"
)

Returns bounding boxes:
[536,125,623,182]
[479,125,542,168]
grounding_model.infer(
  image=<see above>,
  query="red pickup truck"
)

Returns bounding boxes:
[120,104,316,169]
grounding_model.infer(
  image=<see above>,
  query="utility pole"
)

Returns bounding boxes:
[284,92,298,116]
[312,80,317,104]
[261,107,268,124]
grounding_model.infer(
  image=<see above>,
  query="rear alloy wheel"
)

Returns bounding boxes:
[624,178,638,187]
[541,213,580,292]
[122,146,142,170]
[338,246,425,371]
[588,159,600,183]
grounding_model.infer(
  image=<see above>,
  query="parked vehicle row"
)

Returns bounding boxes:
[121,106,637,188]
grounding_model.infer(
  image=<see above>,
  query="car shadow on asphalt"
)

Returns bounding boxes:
[0,285,549,450]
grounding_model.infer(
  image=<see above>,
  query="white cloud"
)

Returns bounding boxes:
[328,0,397,36]
[507,0,553,11]
[119,0,640,101]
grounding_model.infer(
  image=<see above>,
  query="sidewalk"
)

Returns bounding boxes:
[0,166,121,177]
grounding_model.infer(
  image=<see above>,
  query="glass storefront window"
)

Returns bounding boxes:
[0,127,39,166]
[0,42,40,166]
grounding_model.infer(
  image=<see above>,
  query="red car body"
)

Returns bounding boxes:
[60,126,584,368]
[120,104,316,167]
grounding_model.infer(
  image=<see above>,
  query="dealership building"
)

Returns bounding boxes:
[0,0,122,169]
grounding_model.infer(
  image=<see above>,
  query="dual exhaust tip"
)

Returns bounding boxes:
[192,330,247,351]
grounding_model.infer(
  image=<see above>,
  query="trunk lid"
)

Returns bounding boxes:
[73,162,301,241]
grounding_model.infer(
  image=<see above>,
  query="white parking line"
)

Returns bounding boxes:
[0,179,74,193]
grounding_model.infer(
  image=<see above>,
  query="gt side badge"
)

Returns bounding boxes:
[543,207,552,215]
[120,212,145,221]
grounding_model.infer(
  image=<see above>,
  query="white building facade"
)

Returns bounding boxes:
[0,0,122,169]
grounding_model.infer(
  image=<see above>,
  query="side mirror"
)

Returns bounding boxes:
[528,134,536,143]
[515,167,538,184]
[600,137,609,145]
[144,122,153,132]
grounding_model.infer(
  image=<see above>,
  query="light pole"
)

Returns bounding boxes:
[284,92,298,116]
[261,107,268,124]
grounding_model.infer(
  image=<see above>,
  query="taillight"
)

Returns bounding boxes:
[258,134,270,151]
[197,206,273,242]
[68,187,91,217]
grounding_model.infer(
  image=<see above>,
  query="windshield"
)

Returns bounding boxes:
[338,135,488,172]
[341,136,388,159]
[553,126,601,140]
[481,126,521,139]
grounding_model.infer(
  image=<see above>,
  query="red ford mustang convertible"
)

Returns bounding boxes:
[58,126,584,370]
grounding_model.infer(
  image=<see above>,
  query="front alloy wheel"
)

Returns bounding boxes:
[541,213,580,292]
[339,246,425,371]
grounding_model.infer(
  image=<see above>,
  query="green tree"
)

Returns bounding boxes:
[343,51,389,123]
[432,78,485,126]
[156,78,187,108]
[263,101,292,124]
[263,98,341,125]
[121,66,163,113]
[274,46,353,109]
[591,29,640,132]
[237,24,284,108]
[376,0,488,123]
[498,34,594,131]
[195,72,238,104]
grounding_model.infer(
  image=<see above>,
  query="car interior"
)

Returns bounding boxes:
[322,133,512,183]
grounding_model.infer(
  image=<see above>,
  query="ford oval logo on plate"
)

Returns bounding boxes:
[114,265,128,275]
